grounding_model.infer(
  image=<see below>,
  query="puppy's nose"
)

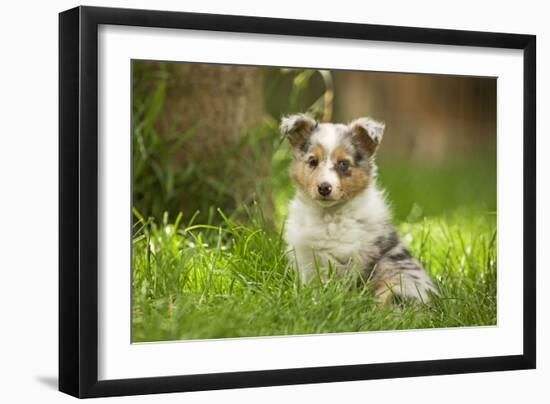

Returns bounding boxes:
[318,182,332,197]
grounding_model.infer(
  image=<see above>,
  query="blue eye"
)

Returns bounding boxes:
[337,160,350,171]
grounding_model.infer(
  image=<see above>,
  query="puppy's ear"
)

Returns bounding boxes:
[280,114,318,152]
[349,117,385,156]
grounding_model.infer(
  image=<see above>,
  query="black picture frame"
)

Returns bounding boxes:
[59,5,536,398]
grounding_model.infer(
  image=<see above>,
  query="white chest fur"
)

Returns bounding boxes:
[284,185,390,282]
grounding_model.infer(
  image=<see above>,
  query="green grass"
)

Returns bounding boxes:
[377,154,496,221]
[131,206,496,342]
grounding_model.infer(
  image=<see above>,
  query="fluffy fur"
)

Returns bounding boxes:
[281,113,437,304]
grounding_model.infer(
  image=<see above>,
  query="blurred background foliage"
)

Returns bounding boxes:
[132,61,496,226]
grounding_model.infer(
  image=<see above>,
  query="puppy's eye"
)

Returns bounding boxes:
[337,160,350,172]
[308,158,319,168]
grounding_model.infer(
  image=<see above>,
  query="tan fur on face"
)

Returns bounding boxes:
[330,146,370,201]
[290,144,370,204]
[330,146,349,164]
[290,144,325,199]
[338,166,370,200]
[309,144,325,162]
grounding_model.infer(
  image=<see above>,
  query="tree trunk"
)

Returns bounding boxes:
[139,62,272,223]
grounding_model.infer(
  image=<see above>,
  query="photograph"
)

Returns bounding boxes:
[131,60,497,343]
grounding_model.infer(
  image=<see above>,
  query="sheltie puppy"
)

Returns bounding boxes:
[281,114,437,304]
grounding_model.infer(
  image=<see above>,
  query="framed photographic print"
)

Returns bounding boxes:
[59,5,536,398]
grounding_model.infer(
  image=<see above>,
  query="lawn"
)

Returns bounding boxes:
[131,157,497,342]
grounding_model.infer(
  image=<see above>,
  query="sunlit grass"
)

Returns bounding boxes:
[131,207,496,342]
